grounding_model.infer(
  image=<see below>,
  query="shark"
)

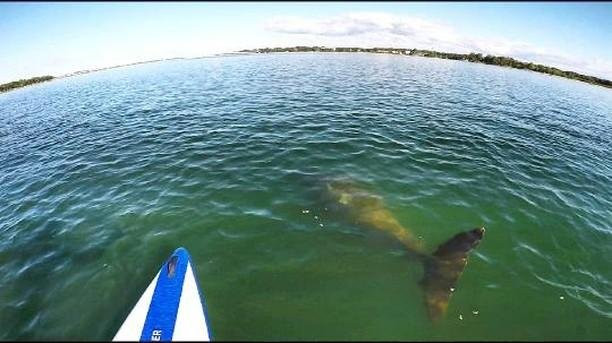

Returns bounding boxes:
[322,178,485,321]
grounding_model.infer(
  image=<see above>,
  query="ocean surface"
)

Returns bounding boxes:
[0,53,611,340]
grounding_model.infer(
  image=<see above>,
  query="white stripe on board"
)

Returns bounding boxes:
[113,271,160,341]
[172,262,210,341]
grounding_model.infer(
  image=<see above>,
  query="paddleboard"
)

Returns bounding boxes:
[113,247,213,341]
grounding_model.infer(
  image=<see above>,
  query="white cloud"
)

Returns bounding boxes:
[264,12,611,80]
[265,12,462,50]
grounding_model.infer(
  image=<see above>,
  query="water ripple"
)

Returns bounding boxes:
[0,53,611,340]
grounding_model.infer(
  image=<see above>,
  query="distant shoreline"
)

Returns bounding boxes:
[2,47,610,93]
[0,76,55,93]
[0,57,188,94]
[0,55,248,94]
[239,46,612,89]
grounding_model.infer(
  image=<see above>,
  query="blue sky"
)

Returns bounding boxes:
[1,2,611,83]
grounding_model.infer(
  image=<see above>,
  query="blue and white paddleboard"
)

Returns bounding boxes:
[113,247,213,341]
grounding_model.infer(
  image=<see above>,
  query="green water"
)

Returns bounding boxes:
[0,53,611,340]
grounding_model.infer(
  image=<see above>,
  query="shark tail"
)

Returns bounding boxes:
[419,227,485,321]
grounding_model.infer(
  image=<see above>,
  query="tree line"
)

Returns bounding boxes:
[0,75,54,93]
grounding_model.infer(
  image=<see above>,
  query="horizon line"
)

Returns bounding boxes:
[1,45,611,92]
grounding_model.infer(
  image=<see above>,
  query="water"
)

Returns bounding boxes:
[1,53,611,340]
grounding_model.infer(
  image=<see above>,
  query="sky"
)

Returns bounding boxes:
[1,2,611,83]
